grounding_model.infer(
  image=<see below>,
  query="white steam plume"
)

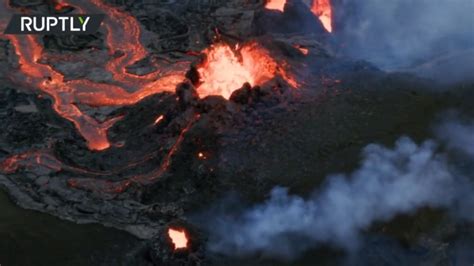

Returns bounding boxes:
[205,120,474,259]
[337,0,474,83]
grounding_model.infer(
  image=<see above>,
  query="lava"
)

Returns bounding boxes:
[264,0,333,33]
[294,44,309,55]
[0,0,297,194]
[168,228,189,250]
[1,1,295,150]
[132,114,201,185]
[311,0,333,32]
[52,0,69,11]
[0,0,188,150]
[265,0,286,12]
[154,115,165,125]
[0,151,62,174]
[197,42,296,99]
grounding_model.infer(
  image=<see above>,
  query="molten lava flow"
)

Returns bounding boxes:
[0,151,62,174]
[168,228,188,250]
[53,0,69,11]
[311,0,333,32]
[197,43,296,99]
[132,114,200,185]
[64,113,200,193]
[0,0,188,151]
[0,1,296,193]
[265,0,286,12]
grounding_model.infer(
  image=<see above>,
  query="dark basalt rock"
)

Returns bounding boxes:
[1,0,473,265]
[43,34,103,51]
[230,83,269,105]
[177,82,200,110]
[9,0,44,8]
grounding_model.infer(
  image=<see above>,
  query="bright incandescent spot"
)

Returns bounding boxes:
[197,42,296,99]
[265,0,286,12]
[311,0,333,32]
[168,228,189,250]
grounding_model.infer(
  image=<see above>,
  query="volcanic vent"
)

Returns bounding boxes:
[0,0,317,241]
[0,0,405,264]
[196,42,297,99]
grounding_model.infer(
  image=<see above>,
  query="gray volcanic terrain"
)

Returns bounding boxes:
[0,0,473,265]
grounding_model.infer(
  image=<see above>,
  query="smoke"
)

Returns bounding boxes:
[336,0,474,83]
[435,115,474,221]
[449,238,474,266]
[202,120,474,259]
[436,116,474,157]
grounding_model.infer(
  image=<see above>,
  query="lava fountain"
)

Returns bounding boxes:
[265,0,286,12]
[311,0,333,32]
[197,42,296,99]
[168,228,189,250]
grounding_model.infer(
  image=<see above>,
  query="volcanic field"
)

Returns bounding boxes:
[0,0,473,265]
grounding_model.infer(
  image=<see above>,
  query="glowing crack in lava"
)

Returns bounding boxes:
[265,0,286,12]
[311,0,333,32]
[197,43,297,99]
[168,228,189,250]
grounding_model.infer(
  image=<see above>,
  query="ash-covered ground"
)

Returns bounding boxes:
[0,0,473,265]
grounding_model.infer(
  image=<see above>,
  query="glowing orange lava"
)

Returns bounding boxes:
[0,0,188,151]
[265,0,286,12]
[311,0,333,32]
[197,43,296,99]
[198,152,206,159]
[53,0,69,11]
[0,1,298,193]
[154,115,165,125]
[294,45,309,55]
[168,228,188,250]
